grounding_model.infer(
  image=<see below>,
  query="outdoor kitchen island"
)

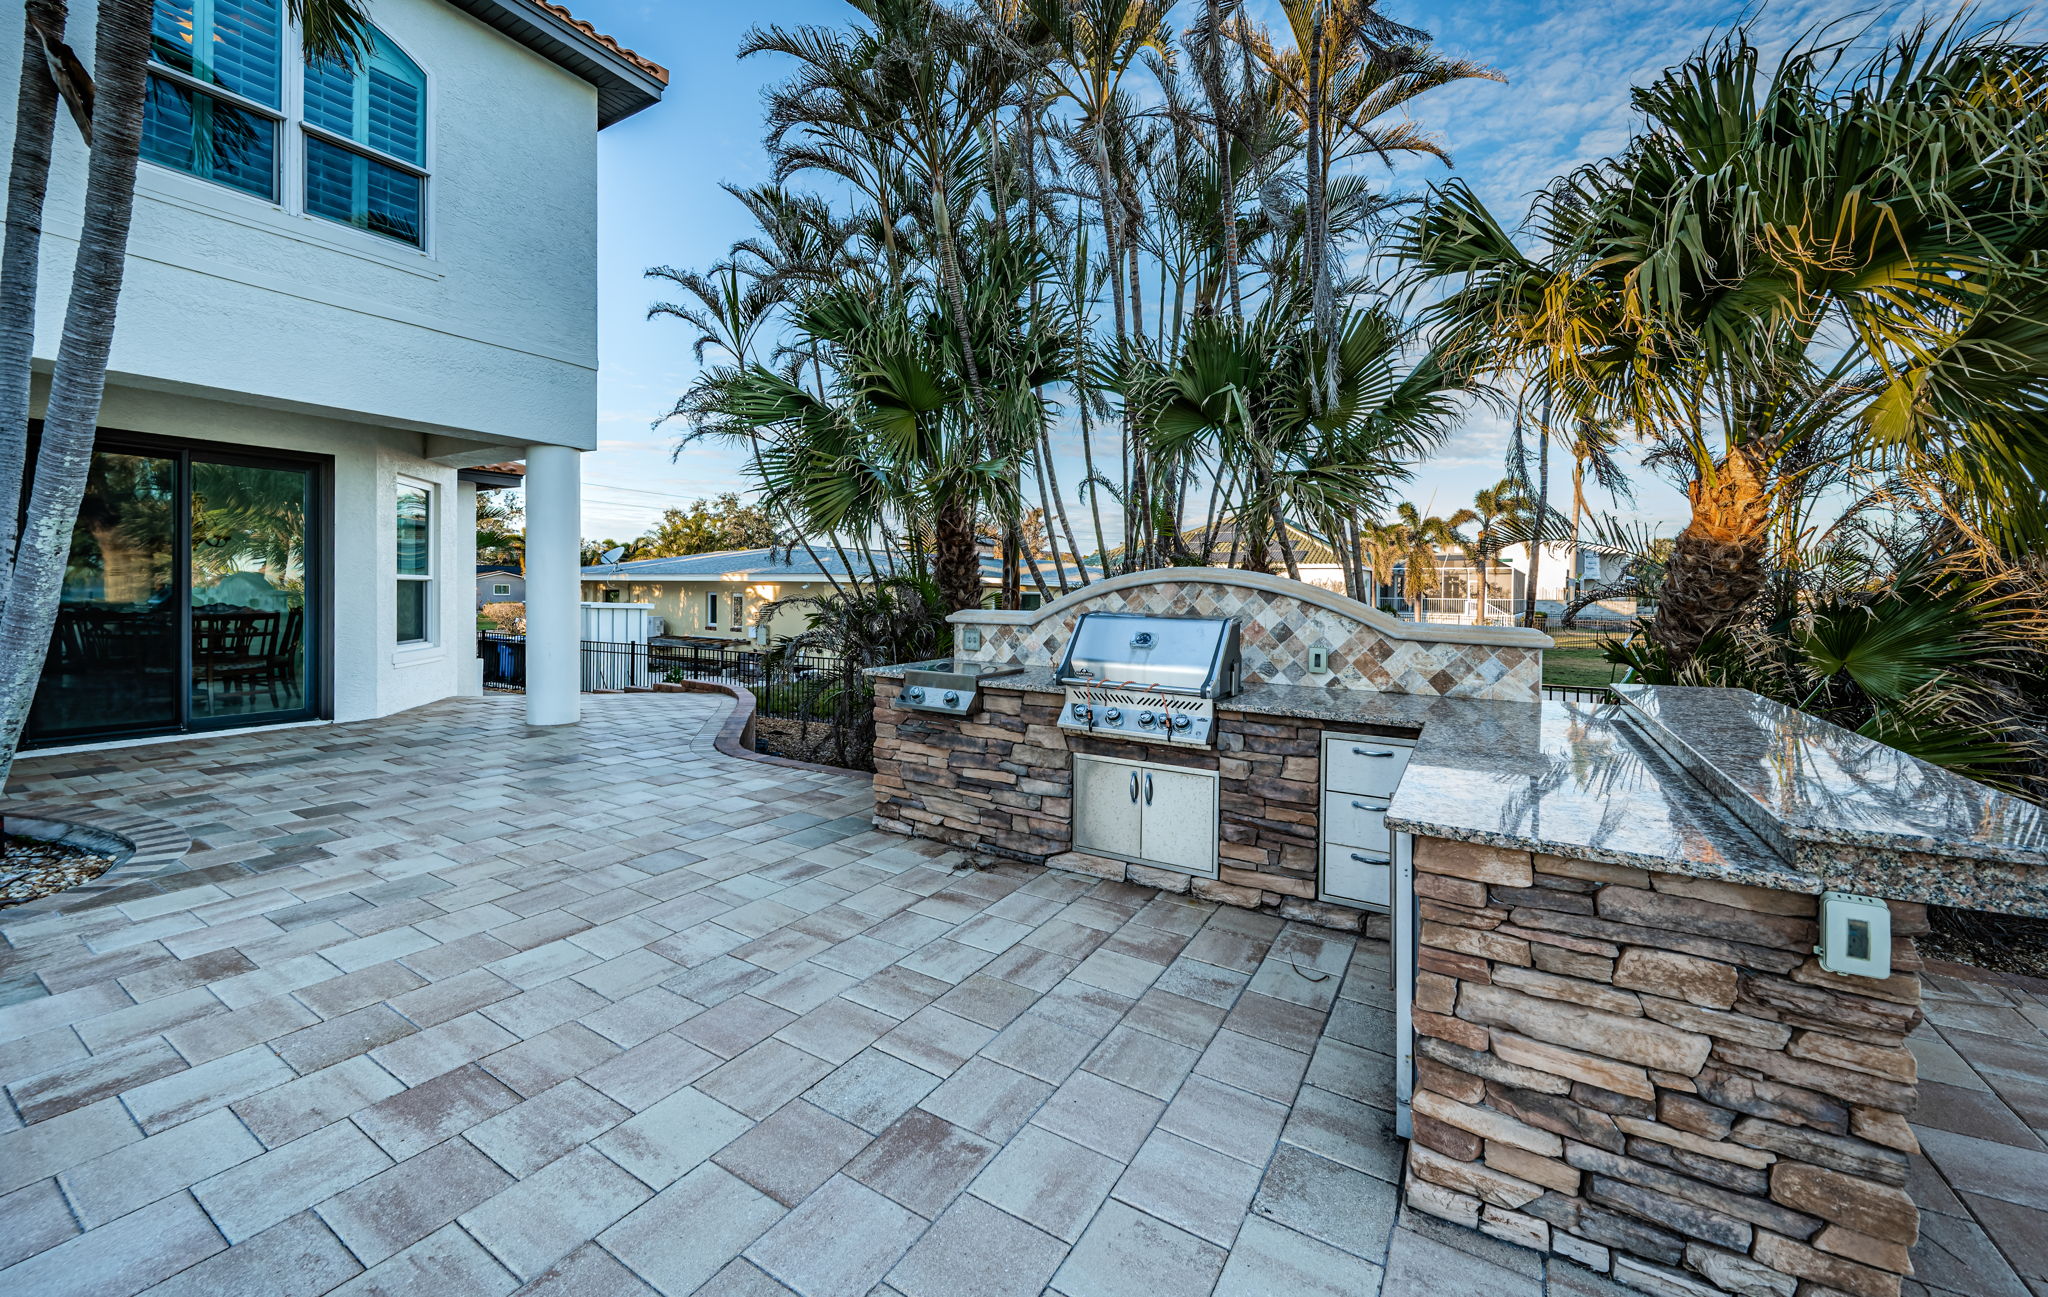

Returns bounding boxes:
[866,569,2048,1297]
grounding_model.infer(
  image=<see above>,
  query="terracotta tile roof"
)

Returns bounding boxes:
[527,0,669,85]
[471,461,526,477]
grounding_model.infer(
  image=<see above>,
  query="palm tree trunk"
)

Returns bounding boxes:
[1650,447,1772,666]
[1524,400,1550,628]
[1202,0,1242,321]
[1036,422,1084,585]
[0,0,151,788]
[933,497,982,614]
[1,0,66,572]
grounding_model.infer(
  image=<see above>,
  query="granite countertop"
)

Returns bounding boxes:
[867,663,2048,913]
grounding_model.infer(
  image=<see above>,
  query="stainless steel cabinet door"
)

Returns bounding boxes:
[1137,765,1219,876]
[1072,755,1144,860]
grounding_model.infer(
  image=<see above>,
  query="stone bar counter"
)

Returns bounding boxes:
[866,569,2048,1297]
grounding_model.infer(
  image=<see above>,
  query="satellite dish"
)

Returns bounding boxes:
[601,546,627,565]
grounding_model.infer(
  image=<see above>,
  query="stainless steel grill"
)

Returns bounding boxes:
[1055,612,1242,746]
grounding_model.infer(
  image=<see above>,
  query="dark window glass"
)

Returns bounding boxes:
[305,137,421,245]
[29,453,180,743]
[142,74,277,200]
[190,460,310,723]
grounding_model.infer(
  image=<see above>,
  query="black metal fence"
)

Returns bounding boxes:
[1541,683,1617,704]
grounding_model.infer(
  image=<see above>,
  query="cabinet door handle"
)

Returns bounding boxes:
[1353,799,1393,812]
[1351,747,1397,758]
[1129,771,1139,803]
[1350,851,1391,865]
[1144,772,1153,805]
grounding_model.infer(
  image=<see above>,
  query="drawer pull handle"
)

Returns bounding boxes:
[1144,772,1153,805]
[1350,799,1386,812]
[1351,747,1397,758]
[1129,771,1139,803]
[1349,851,1391,865]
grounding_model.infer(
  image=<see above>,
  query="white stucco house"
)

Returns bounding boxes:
[15,0,664,748]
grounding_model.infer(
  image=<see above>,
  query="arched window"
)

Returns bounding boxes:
[303,31,428,246]
[142,0,284,198]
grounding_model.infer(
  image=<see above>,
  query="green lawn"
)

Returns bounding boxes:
[1543,629,1628,688]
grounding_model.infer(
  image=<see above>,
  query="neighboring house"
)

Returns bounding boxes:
[580,544,1102,646]
[1100,516,1634,622]
[477,564,526,608]
[18,0,665,747]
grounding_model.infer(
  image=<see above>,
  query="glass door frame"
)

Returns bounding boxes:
[23,424,334,747]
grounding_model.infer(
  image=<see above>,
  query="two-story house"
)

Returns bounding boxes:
[16,0,664,748]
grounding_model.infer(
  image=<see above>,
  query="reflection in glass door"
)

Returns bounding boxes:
[25,436,321,748]
[27,453,180,743]
[190,460,312,724]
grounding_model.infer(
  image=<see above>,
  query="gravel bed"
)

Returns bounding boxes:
[2,834,119,908]
[752,716,867,770]
[1921,905,2048,980]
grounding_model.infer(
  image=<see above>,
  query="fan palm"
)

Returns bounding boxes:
[1401,19,2048,666]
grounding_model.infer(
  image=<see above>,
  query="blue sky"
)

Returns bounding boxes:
[561,0,1967,546]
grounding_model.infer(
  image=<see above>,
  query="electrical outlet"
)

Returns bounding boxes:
[1308,645,1330,674]
[961,627,982,651]
[1816,891,1892,978]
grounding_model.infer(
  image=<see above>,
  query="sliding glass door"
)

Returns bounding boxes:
[189,460,313,724]
[26,434,323,747]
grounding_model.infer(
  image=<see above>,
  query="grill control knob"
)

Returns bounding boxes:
[1070,702,1092,721]
[906,687,925,703]
[1137,711,1157,728]
[1102,707,1123,725]
[942,691,960,707]
[1171,714,1193,731]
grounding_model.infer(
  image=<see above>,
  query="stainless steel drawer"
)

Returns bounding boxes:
[1323,792,1392,853]
[1323,735,1413,798]
[1322,840,1391,907]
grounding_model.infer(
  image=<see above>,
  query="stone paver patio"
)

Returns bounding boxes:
[0,692,2042,1297]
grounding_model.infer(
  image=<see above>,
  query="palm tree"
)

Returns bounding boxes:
[1132,301,1467,591]
[1250,0,1497,400]
[1463,477,1529,624]
[0,0,373,785]
[1403,21,2048,665]
[1562,413,1632,597]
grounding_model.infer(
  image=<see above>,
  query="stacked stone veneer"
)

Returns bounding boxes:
[872,682,1387,932]
[955,571,1542,701]
[1403,836,1927,1297]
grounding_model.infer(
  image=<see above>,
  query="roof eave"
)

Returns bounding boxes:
[441,0,666,127]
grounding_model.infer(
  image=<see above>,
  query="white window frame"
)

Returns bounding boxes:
[491,582,511,596]
[140,3,435,256]
[395,475,437,648]
[705,590,720,629]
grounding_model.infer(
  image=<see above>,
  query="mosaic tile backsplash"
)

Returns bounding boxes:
[956,577,1543,703]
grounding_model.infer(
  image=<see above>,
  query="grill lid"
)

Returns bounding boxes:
[1055,612,1242,698]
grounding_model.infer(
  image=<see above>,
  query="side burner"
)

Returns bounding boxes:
[897,660,1024,717]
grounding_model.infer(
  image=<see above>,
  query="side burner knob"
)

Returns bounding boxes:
[906,687,925,703]
[942,691,960,707]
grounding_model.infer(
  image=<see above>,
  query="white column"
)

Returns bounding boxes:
[523,444,582,726]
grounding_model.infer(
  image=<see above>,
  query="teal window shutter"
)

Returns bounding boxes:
[303,31,427,246]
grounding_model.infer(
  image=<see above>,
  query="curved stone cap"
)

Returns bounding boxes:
[951,568,1549,702]
[953,567,1553,649]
